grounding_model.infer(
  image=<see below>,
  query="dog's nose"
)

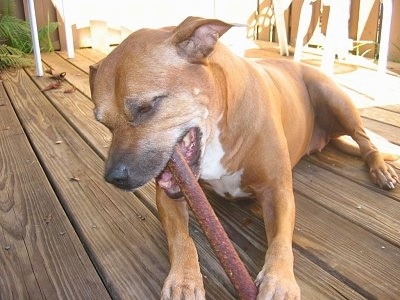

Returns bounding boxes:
[105,164,131,189]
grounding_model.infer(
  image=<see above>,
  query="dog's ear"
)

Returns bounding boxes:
[172,16,233,63]
[89,60,102,96]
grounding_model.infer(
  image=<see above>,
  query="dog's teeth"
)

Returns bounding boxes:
[183,134,191,147]
[158,180,170,189]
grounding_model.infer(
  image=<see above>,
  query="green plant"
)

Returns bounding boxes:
[38,14,58,52]
[0,0,58,70]
[352,40,375,57]
[0,44,33,70]
[0,15,33,53]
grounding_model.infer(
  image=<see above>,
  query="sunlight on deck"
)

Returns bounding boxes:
[238,39,400,109]
[336,68,400,108]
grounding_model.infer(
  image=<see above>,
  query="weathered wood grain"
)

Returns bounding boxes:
[360,106,400,128]
[209,195,367,300]
[295,158,400,246]
[0,81,110,299]
[362,118,400,145]
[41,52,91,97]
[30,62,111,159]
[295,194,400,299]
[3,70,169,299]
[56,50,101,74]
[76,48,109,64]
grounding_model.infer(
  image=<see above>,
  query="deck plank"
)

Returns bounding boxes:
[295,195,400,299]
[295,158,400,246]
[305,146,400,191]
[362,118,400,145]
[56,50,101,74]
[75,48,108,64]
[40,52,92,98]
[0,81,110,299]
[2,69,170,299]
[29,62,111,159]
[360,106,400,128]
[294,157,400,296]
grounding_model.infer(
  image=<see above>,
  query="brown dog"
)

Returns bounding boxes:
[89,17,399,299]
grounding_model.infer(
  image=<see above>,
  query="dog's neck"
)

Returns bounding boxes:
[202,44,269,173]
[209,43,251,106]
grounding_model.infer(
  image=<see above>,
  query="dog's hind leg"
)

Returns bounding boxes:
[330,109,398,189]
[156,185,205,300]
[305,69,399,189]
[332,129,400,170]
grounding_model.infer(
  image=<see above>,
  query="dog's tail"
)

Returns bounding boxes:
[332,129,400,170]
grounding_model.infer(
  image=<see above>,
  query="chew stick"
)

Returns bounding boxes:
[168,147,257,300]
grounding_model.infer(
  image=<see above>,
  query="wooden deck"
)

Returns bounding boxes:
[1,47,399,299]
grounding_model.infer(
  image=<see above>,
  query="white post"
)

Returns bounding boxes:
[272,0,291,56]
[320,0,350,75]
[377,0,392,76]
[61,0,75,58]
[26,0,43,76]
[294,0,314,61]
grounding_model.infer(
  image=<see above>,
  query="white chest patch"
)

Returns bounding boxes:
[200,128,251,198]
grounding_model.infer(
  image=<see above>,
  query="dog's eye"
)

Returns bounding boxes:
[137,103,153,114]
[137,95,166,115]
[125,94,168,125]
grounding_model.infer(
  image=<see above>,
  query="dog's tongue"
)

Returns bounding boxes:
[166,147,257,299]
[157,128,200,199]
[157,170,182,198]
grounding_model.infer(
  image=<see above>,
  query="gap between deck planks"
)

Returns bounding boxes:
[0,48,399,299]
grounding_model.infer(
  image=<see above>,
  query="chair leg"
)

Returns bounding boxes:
[377,0,392,76]
[294,0,314,61]
[320,0,350,74]
[273,0,290,56]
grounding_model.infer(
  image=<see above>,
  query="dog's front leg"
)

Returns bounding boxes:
[255,187,300,300]
[156,185,205,300]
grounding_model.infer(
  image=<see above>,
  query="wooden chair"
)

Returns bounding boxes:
[293,0,393,76]
[272,0,293,56]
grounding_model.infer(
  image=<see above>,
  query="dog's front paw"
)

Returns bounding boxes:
[255,269,300,300]
[161,270,205,300]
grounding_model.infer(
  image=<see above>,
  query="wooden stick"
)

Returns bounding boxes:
[168,147,257,300]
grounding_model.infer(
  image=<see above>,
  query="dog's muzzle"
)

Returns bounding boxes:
[105,161,133,190]
[104,127,202,197]
[104,145,170,191]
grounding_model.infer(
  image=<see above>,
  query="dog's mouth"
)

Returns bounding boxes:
[156,127,202,199]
